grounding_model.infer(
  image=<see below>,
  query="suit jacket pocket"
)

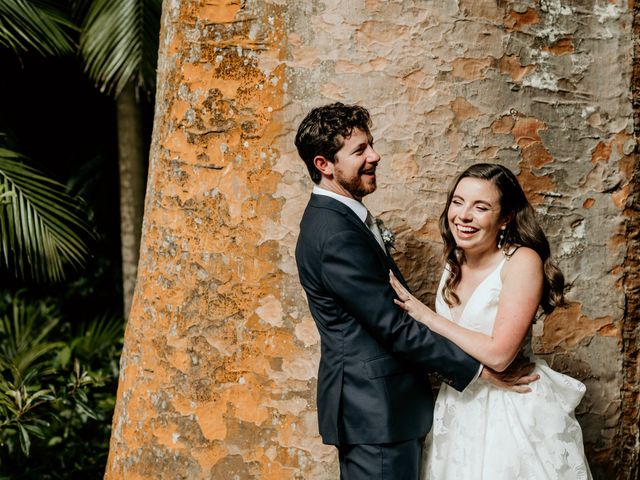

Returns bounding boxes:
[364,354,409,379]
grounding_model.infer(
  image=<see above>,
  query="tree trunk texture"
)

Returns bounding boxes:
[117,81,146,319]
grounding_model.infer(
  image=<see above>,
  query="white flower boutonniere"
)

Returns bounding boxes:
[376,218,396,251]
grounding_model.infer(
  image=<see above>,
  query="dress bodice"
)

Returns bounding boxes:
[435,256,534,358]
[435,257,505,335]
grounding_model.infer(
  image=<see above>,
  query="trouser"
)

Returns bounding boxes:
[337,437,424,480]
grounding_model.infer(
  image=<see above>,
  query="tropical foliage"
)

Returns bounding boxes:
[0,148,94,283]
[78,0,161,96]
[0,293,123,478]
[0,0,75,57]
[0,0,157,477]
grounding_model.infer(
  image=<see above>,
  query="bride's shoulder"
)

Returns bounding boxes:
[503,246,543,277]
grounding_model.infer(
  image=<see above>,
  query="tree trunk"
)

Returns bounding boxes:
[105,2,330,478]
[116,81,145,319]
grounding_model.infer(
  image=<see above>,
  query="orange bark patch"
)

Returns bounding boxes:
[583,198,596,209]
[515,166,556,205]
[544,37,575,55]
[612,183,631,209]
[512,117,546,148]
[415,218,441,242]
[538,302,617,353]
[191,444,229,472]
[478,146,500,160]
[451,57,493,80]
[609,232,627,256]
[510,117,555,191]
[499,54,534,82]
[591,141,612,163]
[200,0,242,23]
[450,97,481,124]
[357,20,409,43]
[504,8,540,32]
[490,115,515,134]
[617,152,636,179]
[520,141,553,168]
[508,116,554,199]
[193,402,227,440]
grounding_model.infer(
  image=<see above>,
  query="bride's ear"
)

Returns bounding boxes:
[501,212,515,229]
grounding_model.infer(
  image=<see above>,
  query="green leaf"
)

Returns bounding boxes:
[0,148,94,282]
[0,0,77,57]
[77,0,161,97]
[17,423,31,456]
[74,398,98,420]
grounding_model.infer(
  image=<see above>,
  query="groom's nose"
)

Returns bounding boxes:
[366,145,381,164]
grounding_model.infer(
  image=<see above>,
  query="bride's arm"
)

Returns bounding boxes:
[389,248,543,372]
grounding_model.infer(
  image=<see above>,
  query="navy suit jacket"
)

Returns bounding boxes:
[295,193,480,446]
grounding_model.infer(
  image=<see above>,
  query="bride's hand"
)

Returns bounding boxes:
[389,270,433,324]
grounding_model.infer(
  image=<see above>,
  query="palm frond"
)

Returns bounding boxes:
[78,0,161,97]
[0,0,76,57]
[0,147,94,282]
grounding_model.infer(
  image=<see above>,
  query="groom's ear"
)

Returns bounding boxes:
[313,155,334,177]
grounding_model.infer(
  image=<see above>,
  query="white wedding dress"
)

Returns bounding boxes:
[422,257,592,479]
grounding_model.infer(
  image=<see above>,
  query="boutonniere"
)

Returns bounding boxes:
[376,218,396,251]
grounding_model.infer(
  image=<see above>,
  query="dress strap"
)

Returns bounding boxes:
[504,244,521,259]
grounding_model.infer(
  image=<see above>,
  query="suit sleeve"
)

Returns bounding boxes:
[320,229,479,391]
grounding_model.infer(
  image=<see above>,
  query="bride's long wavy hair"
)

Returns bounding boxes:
[439,163,565,314]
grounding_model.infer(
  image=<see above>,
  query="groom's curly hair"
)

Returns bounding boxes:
[295,102,372,184]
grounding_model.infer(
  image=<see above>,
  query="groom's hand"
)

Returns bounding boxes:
[480,355,540,393]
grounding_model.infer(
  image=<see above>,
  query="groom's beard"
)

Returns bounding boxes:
[336,169,377,199]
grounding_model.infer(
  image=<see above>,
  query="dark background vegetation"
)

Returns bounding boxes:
[0,31,154,480]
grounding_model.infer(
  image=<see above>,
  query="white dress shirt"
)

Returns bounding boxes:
[312,185,368,222]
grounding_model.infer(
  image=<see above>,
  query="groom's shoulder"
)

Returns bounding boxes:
[300,195,357,235]
[302,194,350,220]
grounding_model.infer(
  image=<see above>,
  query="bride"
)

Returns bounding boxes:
[390,163,592,479]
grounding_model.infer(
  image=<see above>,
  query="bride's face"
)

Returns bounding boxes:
[447,177,507,255]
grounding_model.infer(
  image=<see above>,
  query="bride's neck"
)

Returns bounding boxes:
[462,248,503,270]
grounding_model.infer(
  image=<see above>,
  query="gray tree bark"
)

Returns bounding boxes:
[116,81,145,319]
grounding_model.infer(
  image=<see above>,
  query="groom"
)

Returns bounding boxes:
[294,103,533,479]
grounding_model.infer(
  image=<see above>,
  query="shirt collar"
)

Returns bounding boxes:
[312,185,368,223]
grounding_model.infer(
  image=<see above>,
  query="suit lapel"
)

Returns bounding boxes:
[308,194,412,288]
[309,194,385,255]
